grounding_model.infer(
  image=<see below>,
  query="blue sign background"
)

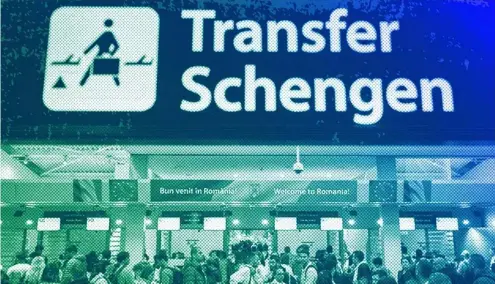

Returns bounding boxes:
[1,0,494,144]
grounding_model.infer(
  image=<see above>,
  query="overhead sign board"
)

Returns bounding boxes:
[151,180,357,203]
[1,1,494,144]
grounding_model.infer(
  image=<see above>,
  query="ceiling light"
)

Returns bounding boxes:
[377,218,383,226]
[262,219,269,226]
[348,219,356,226]
[232,219,240,226]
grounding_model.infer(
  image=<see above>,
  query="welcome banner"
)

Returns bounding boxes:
[150,180,357,202]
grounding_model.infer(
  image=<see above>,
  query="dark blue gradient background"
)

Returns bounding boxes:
[1,0,494,144]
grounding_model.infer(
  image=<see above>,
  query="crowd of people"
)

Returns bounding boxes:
[2,242,495,284]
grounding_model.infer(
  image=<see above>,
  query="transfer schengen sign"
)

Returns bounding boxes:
[2,1,495,144]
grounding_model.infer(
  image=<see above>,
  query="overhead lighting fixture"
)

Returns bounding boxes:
[377,218,384,226]
[232,219,240,226]
[462,219,470,225]
[115,219,123,226]
[0,165,15,179]
[145,218,152,226]
[261,219,269,226]
[348,219,356,226]
[26,220,34,226]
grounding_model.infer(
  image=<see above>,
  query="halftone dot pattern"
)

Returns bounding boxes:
[1,0,495,283]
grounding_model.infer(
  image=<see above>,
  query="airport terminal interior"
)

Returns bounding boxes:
[2,145,495,284]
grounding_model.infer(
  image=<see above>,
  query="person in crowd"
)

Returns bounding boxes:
[490,248,495,273]
[401,245,408,258]
[407,259,432,284]
[25,256,46,284]
[7,252,31,284]
[98,251,112,264]
[424,253,434,262]
[155,250,175,284]
[469,254,495,284]
[327,246,334,256]
[457,250,471,279]
[372,270,389,284]
[86,252,99,279]
[229,252,256,284]
[371,258,391,278]
[342,252,353,275]
[414,251,423,263]
[428,273,452,284]
[142,255,150,263]
[316,251,329,272]
[355,263,372,284]
[30,245,45,259]
[271,267,286,284]
[40,262,61,284]
[317,257,336,284]
[432,257,461,284]
[376,277,397,284]
[89,261,109,284]
[266,255,295,284]
[226,252,236,283]
[1,267,9,284]
[205,251,222,284]
[69,256,88,284]
[213,251,227,284]
[133,262,154,284]
[280,247,293,268]
[61,245,79,284]
[267,255,282,282]
[252,253,269,284]
[352,251,366,284]
[297,245,317,284]
[261,245,270,267]
[183,246,207,284]
[111,252,133,284]
[398,257,414,284]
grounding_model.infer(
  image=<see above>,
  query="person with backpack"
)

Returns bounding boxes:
[89,261,110,284]
[133,262,154,284]
[155,250,180,284]
[108,252,133,284]
[469,254,495,284]
[297,245,317,284]
[183,247,207,284]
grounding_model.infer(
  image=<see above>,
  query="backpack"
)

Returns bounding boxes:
[163,267,183,284]
[303,264,318,284]
[317,270,333,284]
[108,264,126,284]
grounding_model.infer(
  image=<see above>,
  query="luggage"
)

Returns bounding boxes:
[93,58,119,75]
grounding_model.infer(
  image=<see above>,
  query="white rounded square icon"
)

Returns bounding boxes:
[43,7,159,111]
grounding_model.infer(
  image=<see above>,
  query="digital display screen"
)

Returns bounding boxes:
[86,217,110,231]
[203,217,226,231]
[157,217,181,231]
[37,218,61,231]
[275,217,297,230]
[436,217,459,231]
[399,218,416,231]
[320,217,343,231]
